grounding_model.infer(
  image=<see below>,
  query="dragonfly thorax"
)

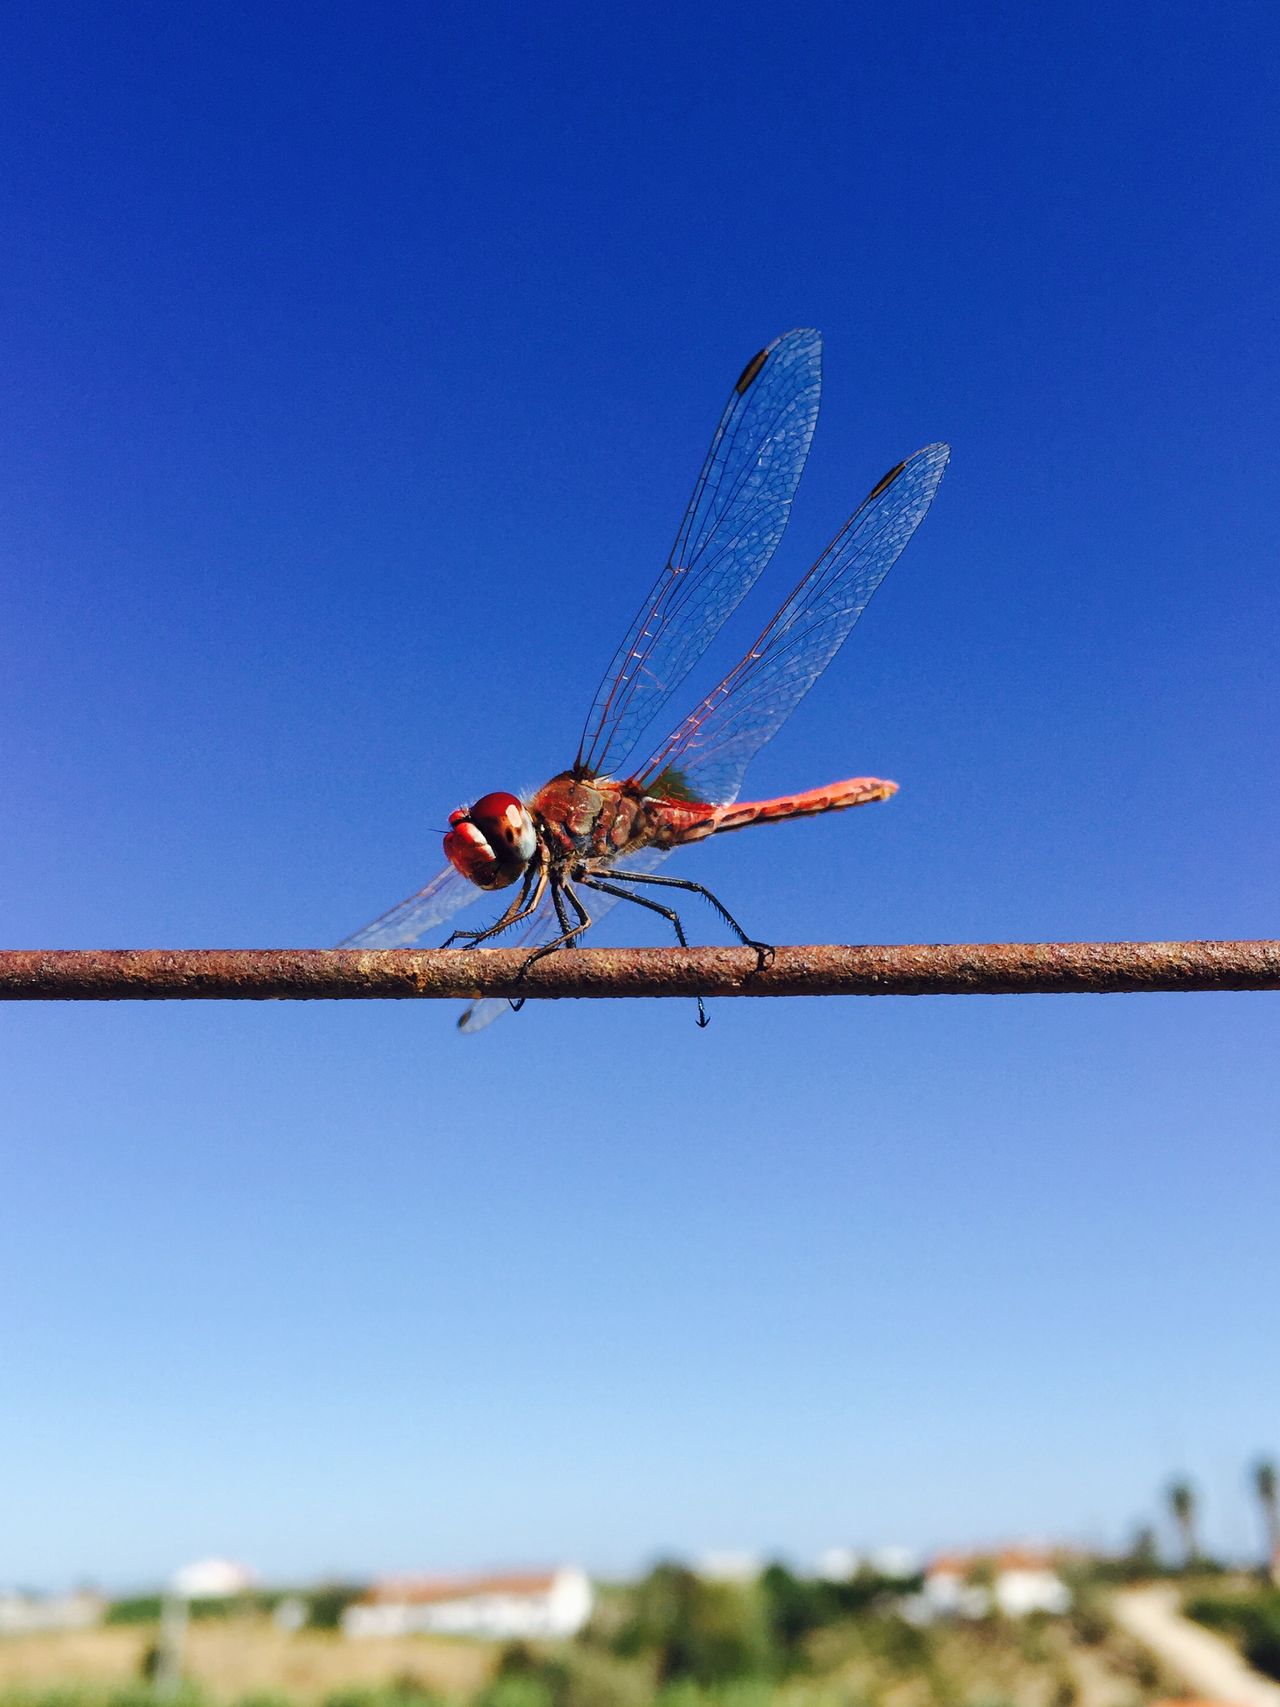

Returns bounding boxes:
[444,792,538,890]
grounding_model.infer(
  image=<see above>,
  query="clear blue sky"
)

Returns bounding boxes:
[2,1,1277,1589]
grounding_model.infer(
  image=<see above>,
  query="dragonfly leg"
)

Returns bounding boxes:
[598,867,774,971]
[440,863,544,950]
[509,877,594,1007]
[507,876,583,1015]
[582,875,709,1029]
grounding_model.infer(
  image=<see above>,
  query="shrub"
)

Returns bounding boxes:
[1187,1590,1280,1683]
[758,1565,834,1670]
[306,1584,368,1632]
[610,1565,771,1686]
[104,1598,164,1626]
[321,1686,444,1707]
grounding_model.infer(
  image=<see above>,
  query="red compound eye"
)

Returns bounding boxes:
[443,792,535,891]
[443,819,496,885]
[469,792,526,846]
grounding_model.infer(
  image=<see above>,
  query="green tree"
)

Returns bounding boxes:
[611,1563,770,1685]
[306,1582,366,1631]
[1253,1460,1279,1576]
[758,1563,833,1670]
[1168,1478,1199,1569]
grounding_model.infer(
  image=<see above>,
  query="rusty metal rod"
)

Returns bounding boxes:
[0,942,1277,1002]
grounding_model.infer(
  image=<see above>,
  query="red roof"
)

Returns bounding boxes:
[363,1572,558,1606]
[929,1547,1062,1576]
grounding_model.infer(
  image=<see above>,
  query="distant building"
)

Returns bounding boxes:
[0,1591,104,1634]
[343,1568,593,1640]
[695,1552,763,1583]
[815,1545,920,1583]
[904,1549,1070,1622]
[816,1548,862,1581]
[273,1596,308,1633]
[171,1559,259,1599]
[908,1556,989,1621]
[988,1549,1071,1617]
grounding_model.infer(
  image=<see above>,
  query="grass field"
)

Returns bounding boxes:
[0,1623,493,1704]
[0,1610,1173,1707]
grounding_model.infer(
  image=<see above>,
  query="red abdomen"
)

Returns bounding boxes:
[670,776,898,843]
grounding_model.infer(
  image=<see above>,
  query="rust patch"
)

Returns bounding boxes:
[0,943,1277,1003]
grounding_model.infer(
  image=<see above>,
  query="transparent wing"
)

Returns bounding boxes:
[337,863,484,949]
[574,329,822,781]
[458,846,674,1034]
[633,444,950,806]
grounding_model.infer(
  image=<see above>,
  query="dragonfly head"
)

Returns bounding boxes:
[444,792,537,890]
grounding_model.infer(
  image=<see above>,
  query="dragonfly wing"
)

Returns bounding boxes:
[635,444,950,806]
[575,329,822,781]
[337,863,484,949]
[458,846,674,1033]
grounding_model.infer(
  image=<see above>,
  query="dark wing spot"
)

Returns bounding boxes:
[865,461,907,502]
[734,347,769,395]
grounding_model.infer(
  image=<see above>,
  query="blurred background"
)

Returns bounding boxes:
[1,3,1277,1707]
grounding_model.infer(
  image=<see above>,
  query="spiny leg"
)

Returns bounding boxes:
[508,876,582,1015]
[509,878,594,1011]
[582,875,709,1029]
[551,880,575,940]
[602,866,773,970]
[440,864,544,950]
[441,864,539,949]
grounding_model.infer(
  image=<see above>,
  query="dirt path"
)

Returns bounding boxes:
[1113,1586,1280,1707]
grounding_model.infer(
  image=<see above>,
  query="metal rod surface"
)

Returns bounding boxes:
[0,942,1277,1002]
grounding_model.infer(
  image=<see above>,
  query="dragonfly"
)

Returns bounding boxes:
[340,329,949,1030]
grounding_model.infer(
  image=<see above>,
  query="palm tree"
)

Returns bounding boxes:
[1253,1459,1278,1578]
[1168,1478,1199,1569]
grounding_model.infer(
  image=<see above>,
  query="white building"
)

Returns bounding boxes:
[870,1546,921,1579]
[171,1559,259,1599]
[0,1591,104,1634]
[695,1552,763,1583]
[990,1551,1071,1617]
[343,1568,593,1640]
[908,1557,989,1621]
[815,1548,862,1581]
[906,1550,1070,1621]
